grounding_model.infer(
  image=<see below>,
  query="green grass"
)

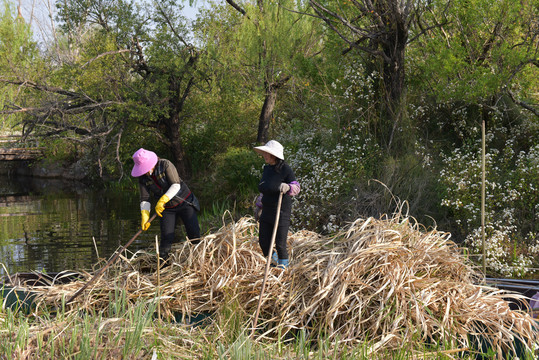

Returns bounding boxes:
[198,200,251,235]
[0,294,536,359]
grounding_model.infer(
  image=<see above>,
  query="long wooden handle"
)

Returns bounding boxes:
[66,213,158,304]
[251,192,283,338]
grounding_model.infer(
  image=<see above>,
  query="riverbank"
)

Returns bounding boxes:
[1,158,89,182]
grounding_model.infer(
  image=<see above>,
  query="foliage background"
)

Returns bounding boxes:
[2,0,538,278]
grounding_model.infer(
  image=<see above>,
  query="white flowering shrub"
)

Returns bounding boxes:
[271,57,386,233]
[439,135,539,277]
[281,120,381,233]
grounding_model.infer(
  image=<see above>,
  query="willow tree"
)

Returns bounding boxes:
[409,0,539,250]
[2,0,201,179]
[411,0,538,118]
[308,0,448,153]
[221,0,323,143]
[0,1,44,132]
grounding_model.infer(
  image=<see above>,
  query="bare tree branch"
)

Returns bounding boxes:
[504,59,539,117]
[506,89,539,117]
[156,3,191,48]
[225,0,246,16]
[82,49,131,68]
[0,78,81,98]
[1,100,120,115]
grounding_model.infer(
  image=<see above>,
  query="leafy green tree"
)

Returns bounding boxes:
[219,0,323,143]
[411,0,538,118]
[2,0,202,179]
[407,0,539,276]
[307,0,454,153]
[0,1,43,130]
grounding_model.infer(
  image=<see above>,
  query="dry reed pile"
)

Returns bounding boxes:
[23,215,539,356]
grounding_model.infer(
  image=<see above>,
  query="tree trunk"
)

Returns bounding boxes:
[256,75,290,144]
[167,112,188,179]
[380,13,408,153]
[257,84,278,144]
[165,75,195,180]
[383,40,406,152]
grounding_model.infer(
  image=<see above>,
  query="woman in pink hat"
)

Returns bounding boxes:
[253,140,300,268]
[131,148,201,260]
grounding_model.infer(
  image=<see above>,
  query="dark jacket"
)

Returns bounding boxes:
[138,159,192,208]
[258,161,296,224]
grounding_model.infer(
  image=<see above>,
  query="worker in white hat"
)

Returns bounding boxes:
[253,140,300,268]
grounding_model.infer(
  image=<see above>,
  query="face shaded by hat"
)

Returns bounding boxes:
[254,140,284,160]
[131,148,158,177]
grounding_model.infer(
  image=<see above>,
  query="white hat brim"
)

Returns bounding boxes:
[254,145,284,160]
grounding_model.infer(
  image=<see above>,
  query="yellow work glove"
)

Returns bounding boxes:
[155,194,170,217]
[141,210,151,231]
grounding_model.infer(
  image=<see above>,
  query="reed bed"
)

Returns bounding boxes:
[17,214,539,357]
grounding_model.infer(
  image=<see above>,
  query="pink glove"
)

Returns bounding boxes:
[288,181,301,196]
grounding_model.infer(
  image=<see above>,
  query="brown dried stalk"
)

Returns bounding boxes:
[20,215,538,356]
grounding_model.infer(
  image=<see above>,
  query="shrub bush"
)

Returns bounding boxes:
[282,119,382,233]
[439,134,539,277]
[204,146,261,209]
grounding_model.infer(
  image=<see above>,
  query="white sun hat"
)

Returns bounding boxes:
[254,140,284,160]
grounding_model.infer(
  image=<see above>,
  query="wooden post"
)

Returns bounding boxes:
[251,192,283,338]
[156,235,161,321]
[481,113,486,276]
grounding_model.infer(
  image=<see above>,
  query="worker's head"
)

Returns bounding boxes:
[131,148,158,177]
[254,140,284,165]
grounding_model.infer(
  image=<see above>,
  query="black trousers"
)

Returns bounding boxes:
[259,219,289,260]
[159,195,200,253]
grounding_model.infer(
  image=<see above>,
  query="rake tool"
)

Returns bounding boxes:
[66,213,158,304]
[251,192,283,338]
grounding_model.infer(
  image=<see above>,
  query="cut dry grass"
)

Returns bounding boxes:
[13,213,539,357]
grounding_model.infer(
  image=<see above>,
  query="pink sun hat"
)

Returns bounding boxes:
[131,148,158,177]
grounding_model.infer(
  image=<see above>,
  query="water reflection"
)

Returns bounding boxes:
[0,175,162,276]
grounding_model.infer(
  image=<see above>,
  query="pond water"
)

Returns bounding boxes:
[0,175,165,276]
